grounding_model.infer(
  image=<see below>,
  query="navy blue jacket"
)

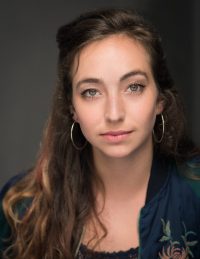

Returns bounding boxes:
[0,157,200,259]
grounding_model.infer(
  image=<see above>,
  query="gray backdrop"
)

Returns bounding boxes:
[0,0,200,187]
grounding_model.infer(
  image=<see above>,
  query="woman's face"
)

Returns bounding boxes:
[72,34,163,159]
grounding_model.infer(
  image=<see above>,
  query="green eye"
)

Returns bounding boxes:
[81,89,100,98]
[128,83,144,92]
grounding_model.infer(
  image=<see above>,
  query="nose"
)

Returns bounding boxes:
[105,94,125,123]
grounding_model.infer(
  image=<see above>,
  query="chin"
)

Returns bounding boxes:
[98,146,138,159]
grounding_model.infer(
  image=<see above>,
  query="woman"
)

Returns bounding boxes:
[0,8,200,259]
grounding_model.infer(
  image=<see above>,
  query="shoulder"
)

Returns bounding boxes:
[176,156,200,199]
[0,171,29,198]
[0,171,29,254]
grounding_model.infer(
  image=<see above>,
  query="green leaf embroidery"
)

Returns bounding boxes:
[160,236,170,242]
[188,249,194,258]
[186,241,198,246]
[165,220,171,237]
[161,218,166,235]
[181,235,186,242]
[185,231,197,237]
[171,241,180,246]
[160,218,171,238]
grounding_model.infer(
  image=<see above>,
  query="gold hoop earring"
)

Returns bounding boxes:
[70,122,87,150]
[153,113,165,143]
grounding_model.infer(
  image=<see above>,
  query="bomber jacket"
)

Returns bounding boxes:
[0,155,200,258]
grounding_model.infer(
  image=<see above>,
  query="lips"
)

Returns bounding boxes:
[101,130,132,136]
[100,130,133,142]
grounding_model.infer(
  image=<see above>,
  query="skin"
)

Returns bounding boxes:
[72,34,163,162]
[72,34,163,251]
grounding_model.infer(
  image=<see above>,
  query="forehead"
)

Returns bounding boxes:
[72,34,152,81]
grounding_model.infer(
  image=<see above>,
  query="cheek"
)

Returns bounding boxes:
[74,106,100,131]
[77,114,99,143]
[73,96,103,124]
[129,99,158,127]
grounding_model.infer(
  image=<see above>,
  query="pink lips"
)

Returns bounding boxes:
[100,130,133,142]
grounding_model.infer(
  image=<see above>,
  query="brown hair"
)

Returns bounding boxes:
[2,8,198,259]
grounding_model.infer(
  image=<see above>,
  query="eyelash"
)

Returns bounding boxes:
[81,88,100,98]
[127,83,145,93]
[80,83,145,99]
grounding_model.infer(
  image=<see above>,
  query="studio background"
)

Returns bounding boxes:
[0,0,200,187]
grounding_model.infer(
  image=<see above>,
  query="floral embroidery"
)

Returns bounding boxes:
[159,219,198,259]
[159,245,188,259]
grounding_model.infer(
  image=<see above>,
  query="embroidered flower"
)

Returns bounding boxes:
[159,245,188,259]
[159,219,198,258]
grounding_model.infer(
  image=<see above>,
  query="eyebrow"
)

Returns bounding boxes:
[120,70,148,82]
[75,70,149,89]
[75,78,100,89]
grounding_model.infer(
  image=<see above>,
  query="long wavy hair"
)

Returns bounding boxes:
[2,8,199,259]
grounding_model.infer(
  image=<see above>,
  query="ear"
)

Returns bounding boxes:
[156,96,165,115]
[70,105,79,122]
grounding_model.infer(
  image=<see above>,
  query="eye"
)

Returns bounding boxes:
[127,83,144,93]
[81,88,101,98]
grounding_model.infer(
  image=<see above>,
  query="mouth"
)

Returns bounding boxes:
[100,130,133,142]
[101,130,132,136]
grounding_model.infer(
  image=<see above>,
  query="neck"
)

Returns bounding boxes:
[92,142,154,202]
